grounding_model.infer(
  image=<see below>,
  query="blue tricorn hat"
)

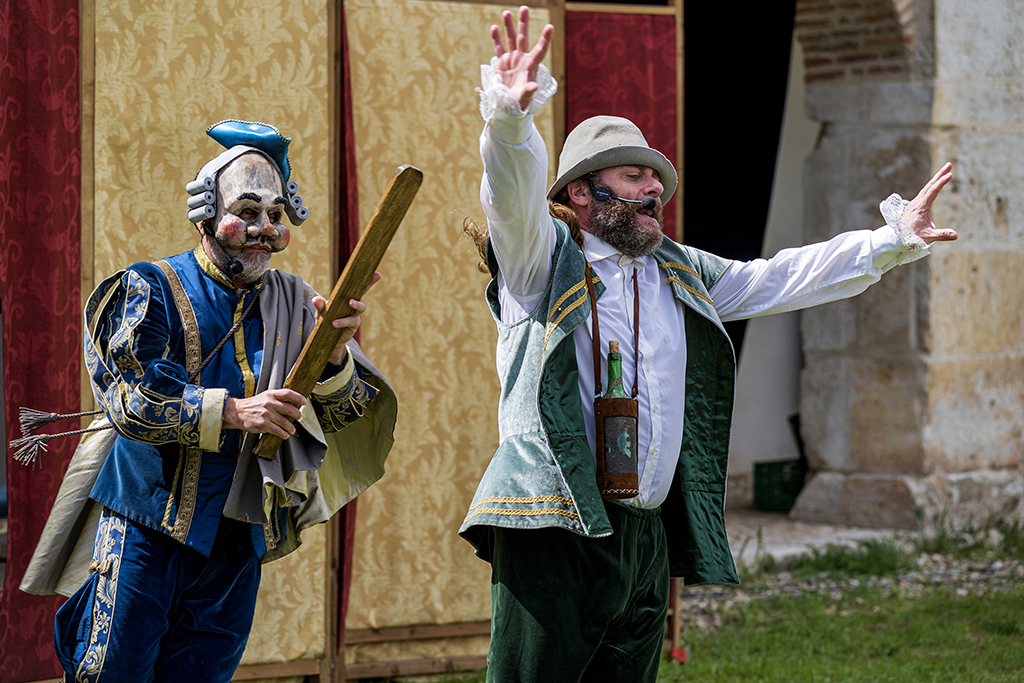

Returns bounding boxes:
[206,119,293,181]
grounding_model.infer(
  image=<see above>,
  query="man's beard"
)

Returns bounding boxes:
[217,232,286,284]
[227,247,272,284]
[587,199,664,257]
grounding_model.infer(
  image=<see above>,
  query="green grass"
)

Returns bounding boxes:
[786,537,914,577]
[1005,524,1024,559]
[658,585,1024,682]
[915,515,1024,561]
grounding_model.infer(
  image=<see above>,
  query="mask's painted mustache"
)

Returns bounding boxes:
[241,234,285,252]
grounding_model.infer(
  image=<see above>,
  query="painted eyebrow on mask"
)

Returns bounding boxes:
[234,193,286,207]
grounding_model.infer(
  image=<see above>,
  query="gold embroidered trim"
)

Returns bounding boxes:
[87,275,127,340]
[172,447,202,543]
[78,509,126,681]
[348,396,366,418]
[542,278,592,355]
[98,273,152,392]
[659,261,699,278]
[233,294,256,398]
[548,292,588,335]
[157,261,202,380]
[161,450,185,532]
[665,276,716,307]
[193,245,234,288]
[156,260,203,542]
[540,272,604,354]
[545,278,588,328]
[468,495,575,510]
[542,294,588,354]
[463,506,581,524]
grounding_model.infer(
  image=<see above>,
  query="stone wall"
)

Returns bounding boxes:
[795,0,920,83]
[790,0,1024,532]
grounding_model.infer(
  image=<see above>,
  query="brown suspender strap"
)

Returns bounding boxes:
[631,269,639,399]
[584,262,602,397]
[584,261,641,398]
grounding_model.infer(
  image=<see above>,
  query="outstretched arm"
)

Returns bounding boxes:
[480,6,559,314]
[713,163,957,321]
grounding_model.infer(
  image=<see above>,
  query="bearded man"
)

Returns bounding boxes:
[459,8,956,682]
[36,121,396,681]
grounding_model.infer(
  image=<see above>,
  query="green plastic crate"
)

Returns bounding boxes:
[752,459,807,512]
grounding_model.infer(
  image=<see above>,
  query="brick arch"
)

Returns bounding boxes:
[794,0,930,84]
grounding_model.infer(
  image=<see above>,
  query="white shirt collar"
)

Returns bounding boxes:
[581,231,647,269]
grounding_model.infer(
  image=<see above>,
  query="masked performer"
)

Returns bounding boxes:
[459,8,956,682]
[23,120,397,681]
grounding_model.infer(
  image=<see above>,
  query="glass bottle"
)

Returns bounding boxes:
[604,340,628,399]
[595,340,639,499]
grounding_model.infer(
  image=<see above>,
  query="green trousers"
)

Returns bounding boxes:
[486,501,670,683]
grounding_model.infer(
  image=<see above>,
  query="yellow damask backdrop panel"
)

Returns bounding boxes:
[345,0,555,665]
[239,526,325,671]
[90,0,332,671]
[91,0,333,297]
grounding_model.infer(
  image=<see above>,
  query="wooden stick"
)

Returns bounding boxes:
[255,164,422,459]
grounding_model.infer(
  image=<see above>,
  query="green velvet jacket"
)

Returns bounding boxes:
[459,219,740,586]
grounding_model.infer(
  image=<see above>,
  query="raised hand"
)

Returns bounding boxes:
[900,162,957,244]
[490,5,554,110]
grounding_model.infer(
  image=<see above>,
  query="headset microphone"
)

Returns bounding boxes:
[202,222,245,276]
[589,182,658,212]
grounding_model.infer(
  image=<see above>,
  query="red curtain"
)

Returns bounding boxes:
[565,12,679,241]
[336,3,359,650]
[0,0,82,679]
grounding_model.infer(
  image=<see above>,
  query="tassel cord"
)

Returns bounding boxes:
[11,422,114,469]
[19,406,104,437]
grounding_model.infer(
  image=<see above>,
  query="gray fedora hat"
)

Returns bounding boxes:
[547,116,677,204]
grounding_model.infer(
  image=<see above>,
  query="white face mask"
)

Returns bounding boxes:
[211,154,290,283]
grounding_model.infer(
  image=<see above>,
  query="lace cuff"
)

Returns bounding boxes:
[879,192,930,267]
[478,58,558,121]
[880,193,929,252]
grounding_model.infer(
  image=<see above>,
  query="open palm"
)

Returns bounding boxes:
[490,6,553,110]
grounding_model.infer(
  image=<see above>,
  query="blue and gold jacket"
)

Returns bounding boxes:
[459,220,740,586]
[84,247,378,559]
